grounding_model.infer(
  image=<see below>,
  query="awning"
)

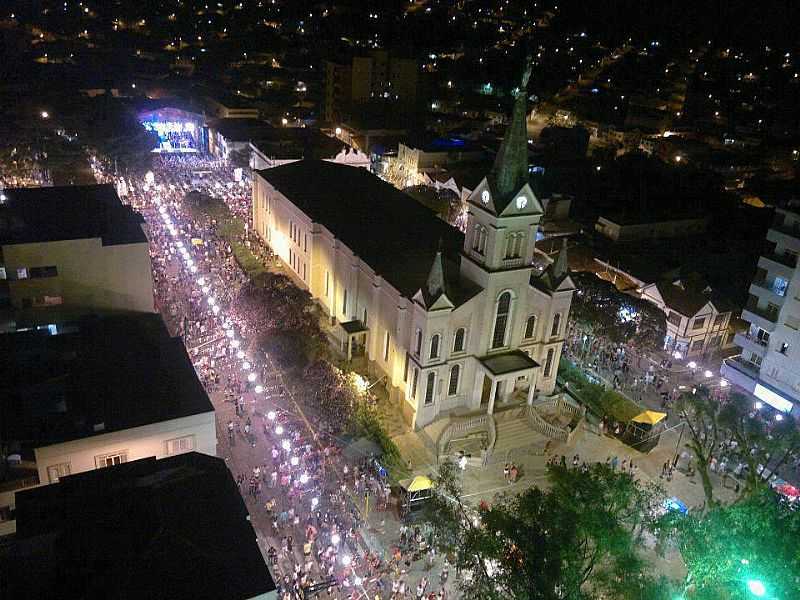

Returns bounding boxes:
[403,475,433,492]
[631,410,667,425]
[339,319,368,335]
[480,350,539,376]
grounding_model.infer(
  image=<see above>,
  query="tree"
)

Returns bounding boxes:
[569,272,666,354]
[426,461,673,600]
[659,491,800,600]
[675,387,800,506]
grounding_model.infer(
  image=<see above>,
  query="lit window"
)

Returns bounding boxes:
[95,451,128,468]
[47,462,71,483]
[16,268,28,279]
[166,435,195,456]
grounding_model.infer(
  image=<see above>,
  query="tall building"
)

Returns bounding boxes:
[4,453,276,600]
[721,205,800,414]
[0,184,155,331]
[253,67,574,429]
[324,51,419,124]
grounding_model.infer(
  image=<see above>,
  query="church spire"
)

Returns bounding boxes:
[426,247,446,299]
[488,56,532,210]
[552,238,568,280]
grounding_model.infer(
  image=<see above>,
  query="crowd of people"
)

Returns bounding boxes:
[90,153,453,600]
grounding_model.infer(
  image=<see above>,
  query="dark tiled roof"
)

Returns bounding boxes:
[258,160,465,297]
[251,129,345,160]
[9,453,276,600]
[655,281,713,317]
[0,184,146,246]
[0,314,214,448]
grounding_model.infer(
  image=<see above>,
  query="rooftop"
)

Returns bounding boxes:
[212,118,276,142]
[258,160,466,297]
[0,184,147,246]
[0,314,214,449]
[6,453,276,600]
[481,350,539,375]
[251,129,345,160]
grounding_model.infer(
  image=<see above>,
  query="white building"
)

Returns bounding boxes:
[252,76,574,429]
[0,314,217,534]
[640,278,734,358]
[721,206,800,414]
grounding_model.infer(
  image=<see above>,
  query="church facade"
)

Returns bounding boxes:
[252,70,574,429]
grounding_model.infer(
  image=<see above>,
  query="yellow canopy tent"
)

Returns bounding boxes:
[406,475,433,492]
[631,411,667,426]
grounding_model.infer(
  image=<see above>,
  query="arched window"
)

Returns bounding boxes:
[414,328,422,356]
[525,315,537,339]
[411,368,419,399]
[472,224,481,251]
[424,372,436,405]
[478,227,487,255]
[448,364,460,396]
[492,291,513,349]
[544,348,555,377]
[453,328,466,353]
[551,313,561,338]
[430,334,440,359]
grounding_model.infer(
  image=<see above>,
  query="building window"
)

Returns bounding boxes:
[473,225,487,255]
[692,317,706,330]
[302,263,306,281]
[16,267,28,280]
[424,372,436,405]
[773,277,788,297]
[411,368,419,399]
[448,364,460,396]
[550,313,561,338]
[492,292,512,349]
[29,266,58,278]
[749,353,763,367]
[505,233,524,259]
[304,234,308,253]
[453,328,466,352]
[342,289,348,316]
[525,315,537,339]
[363,308,368,327]
[325,272,330,297]
[691,339,704,351]
[544,349,554,377]
[404,353,410,382]
[714,314,726,327]
[166,435,195,456]
[430,334,440,359]
[667,312,682,327]
[47,462,71,483]
[95,451,128,468]
[415,328,422,356]
[384,330,390,362]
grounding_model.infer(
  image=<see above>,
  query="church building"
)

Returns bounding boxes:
[252,67,575,429]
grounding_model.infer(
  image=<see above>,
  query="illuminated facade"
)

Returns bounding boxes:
[722,206,800,414]
[253,70,574,429]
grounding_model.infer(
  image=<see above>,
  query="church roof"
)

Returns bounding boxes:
[486,60,532,213]
[257,160,468,298]
[480,350,539,375]
[532,238,574,294]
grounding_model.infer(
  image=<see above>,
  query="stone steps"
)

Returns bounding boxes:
[493,418,548,454]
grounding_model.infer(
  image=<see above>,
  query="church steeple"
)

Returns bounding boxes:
[552,238,568,280]
[488,57,532,212]
[426,248,446,300]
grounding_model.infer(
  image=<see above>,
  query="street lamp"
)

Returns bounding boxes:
[746,579,766,597]
[40,111,50,119]
[335,127,342,136]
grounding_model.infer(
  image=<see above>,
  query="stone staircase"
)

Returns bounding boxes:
[493,418,549,456]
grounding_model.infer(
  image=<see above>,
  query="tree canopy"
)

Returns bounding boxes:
[570,271,666,353]
[426,461,673,600]
[659,491,800,600]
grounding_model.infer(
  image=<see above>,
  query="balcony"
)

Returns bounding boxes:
[741,302,779,332]
[501,257,525,269]
[759,252,797,280]
[720,357,758,393]
[749,278,787,303]
[733,332,768,356]
[767,226,800,254]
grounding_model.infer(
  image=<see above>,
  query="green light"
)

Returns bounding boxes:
[747,580,766,597]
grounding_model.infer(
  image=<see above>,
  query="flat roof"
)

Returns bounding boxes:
[481,350,539,375]
[251,129,345,160]
[8,453,276,600]
[258,160,466,297]
[0,314,214,448]
[0,184,147,246]
[212,118,275,142]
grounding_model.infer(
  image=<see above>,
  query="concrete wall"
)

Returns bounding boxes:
[34,411,217,485]
[595,217,709,242]
[3,237,155,313]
